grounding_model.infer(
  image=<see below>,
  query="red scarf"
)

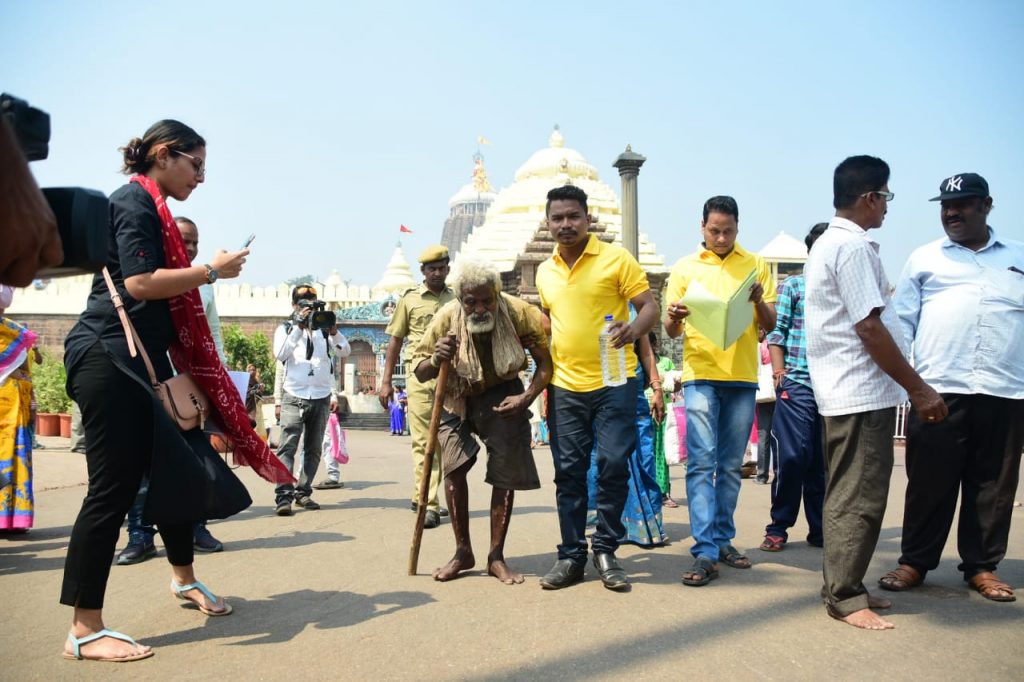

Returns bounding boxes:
[131,175,292,483]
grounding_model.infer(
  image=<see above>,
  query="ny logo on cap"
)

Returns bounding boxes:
[945,176,963,192]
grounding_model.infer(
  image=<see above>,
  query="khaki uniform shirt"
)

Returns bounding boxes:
[385,284,456,373]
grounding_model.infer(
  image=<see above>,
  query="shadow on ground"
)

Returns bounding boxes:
[142,588,436,647]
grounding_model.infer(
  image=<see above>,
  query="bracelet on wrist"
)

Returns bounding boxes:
[429,355,440,368]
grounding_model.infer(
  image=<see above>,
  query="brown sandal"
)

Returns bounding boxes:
[878,564,923,591]
[968,572,1016,602]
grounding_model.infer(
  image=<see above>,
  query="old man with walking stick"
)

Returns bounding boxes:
[409,257,551,583]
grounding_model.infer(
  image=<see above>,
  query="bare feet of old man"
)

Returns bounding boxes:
[487,554,525,585]
[432,550,475,581]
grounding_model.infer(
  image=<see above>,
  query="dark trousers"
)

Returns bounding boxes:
[548,379,637,563]
[766,379,825,543]
[275,393,330,503]
[61,344,193,609]
[899,394,1024,578]
[821,407,895,617]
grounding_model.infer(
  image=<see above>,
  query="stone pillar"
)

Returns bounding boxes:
[613,145,646,259]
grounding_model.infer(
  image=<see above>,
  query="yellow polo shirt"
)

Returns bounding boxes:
[537,235,650,392]
[665,242,776,384]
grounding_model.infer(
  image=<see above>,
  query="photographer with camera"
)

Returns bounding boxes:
[272,284,351,516]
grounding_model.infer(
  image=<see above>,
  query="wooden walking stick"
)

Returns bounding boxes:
[408,359,451,575]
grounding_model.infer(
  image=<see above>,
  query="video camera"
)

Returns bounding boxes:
[2,93,108,277]
[291,298,336,332]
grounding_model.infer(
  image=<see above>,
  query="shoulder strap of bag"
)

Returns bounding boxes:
[101,267,161,387]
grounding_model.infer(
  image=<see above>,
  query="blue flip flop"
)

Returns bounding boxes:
[171,580,233,616]
[63,629,154,662]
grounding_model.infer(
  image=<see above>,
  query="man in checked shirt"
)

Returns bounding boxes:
[758,223,828,554]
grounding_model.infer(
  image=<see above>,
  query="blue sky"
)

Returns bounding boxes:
[4,1,1022,287]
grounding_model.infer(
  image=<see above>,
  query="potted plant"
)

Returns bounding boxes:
[33,351,71,438]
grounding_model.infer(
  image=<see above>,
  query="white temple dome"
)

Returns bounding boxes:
[455,126,665,273]
[448,183,497,207]
[373,243,417,294]
[324,269,343,287]
[759,231,808,262]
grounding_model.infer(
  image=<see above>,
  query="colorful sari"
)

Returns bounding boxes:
[389,390,406,434]
[587,365,667,546]
[652,355,675,497]
[1,318,37,530]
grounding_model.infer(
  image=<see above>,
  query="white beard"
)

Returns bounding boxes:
[466,315,495,334]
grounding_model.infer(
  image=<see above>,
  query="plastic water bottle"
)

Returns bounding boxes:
[599,314,627,387]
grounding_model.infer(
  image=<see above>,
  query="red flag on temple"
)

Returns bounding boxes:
[400,224,413,233]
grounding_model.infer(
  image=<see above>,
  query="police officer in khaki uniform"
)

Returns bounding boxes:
[379,245,455,528]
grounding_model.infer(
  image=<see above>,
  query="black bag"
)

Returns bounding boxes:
[144,419,252,525]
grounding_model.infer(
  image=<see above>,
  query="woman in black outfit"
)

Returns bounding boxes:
[61,121,251,662]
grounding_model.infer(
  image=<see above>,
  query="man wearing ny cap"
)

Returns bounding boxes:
[380,245,455,529]
[878,173,1024,603]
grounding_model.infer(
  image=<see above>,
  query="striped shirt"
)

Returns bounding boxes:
[765,274,810,388]
[804,217,906,416]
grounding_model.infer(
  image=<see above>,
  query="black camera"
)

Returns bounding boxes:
[3,93,109,278]
[292,299,336,332]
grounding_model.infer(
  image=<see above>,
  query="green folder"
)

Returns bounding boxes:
[681,268,757,349]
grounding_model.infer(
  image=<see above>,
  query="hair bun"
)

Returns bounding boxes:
[124,137,144,162]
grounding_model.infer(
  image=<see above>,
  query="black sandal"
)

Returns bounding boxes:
[682,557,719,586]
[719,545,752,569]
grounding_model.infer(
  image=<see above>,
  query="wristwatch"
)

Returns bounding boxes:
[203,264,218,284]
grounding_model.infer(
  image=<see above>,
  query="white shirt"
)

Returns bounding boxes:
[273,323,351,401]
[804,217,906,416]
[199,284,226,363]
[894,228,1024,399]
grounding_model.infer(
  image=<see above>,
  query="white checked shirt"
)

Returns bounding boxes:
[804,217,907,416]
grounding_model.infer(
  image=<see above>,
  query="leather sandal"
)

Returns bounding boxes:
[878,564,923,592]
[682,557,719,586]
[719,545,752,569]
[759,535,786,552]
[968,571,1016,602]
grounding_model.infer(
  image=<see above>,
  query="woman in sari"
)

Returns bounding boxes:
[60,120,290,662]
[390,387,407,435]
[587,334,667,546]
[1,285,37,532]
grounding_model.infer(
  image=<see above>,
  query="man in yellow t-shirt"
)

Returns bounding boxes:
[664,195,777,587]
[535,185,658,591]
[413,257,552,585]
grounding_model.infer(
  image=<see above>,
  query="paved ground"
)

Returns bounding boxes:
[2,431,1022,680]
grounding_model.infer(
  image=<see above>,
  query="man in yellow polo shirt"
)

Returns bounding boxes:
[379,245,455,529]
[665,195,776,587]
[535,185,658,591]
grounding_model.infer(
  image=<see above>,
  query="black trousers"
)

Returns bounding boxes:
[548,379,637,563]
[898,393,1024,578]
[60,344,193,609]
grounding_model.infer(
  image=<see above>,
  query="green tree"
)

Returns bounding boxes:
[222,324,274,395]
[285,275,316,287]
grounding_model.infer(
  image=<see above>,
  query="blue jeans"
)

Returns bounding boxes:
[684,383,756,560]
[549,379,637,563]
